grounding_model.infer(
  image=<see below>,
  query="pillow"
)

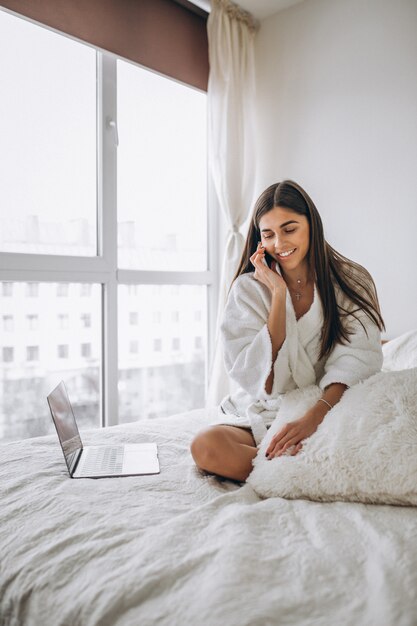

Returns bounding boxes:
[382,329,417,372]
[247,368,417,505]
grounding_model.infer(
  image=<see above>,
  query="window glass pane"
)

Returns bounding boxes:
[118,285,206,422]
[0,11,97,256]
[117,60,207,271]
[0,282,101,442]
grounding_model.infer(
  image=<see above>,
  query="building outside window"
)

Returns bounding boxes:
[2,283,13,297]
[129,312,138,325]
[0,282,101,441]
[81,314,91,328]
[58,314,69,330]
[128,285,139,296]
[152,312,162,324]
[3,315,13,332]
[2,347,14,362]
[27,315,39,330]
[80,284,92,297]
[57,345,69,359]
[129,340,139,354]
[172,337,180,351]
[57,284,69,297]
[81,343,92,358]
[27,346,40,361]
[26,283,39,297]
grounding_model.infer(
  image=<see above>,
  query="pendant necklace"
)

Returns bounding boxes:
[294,279,302,301]
[289,278,305,301]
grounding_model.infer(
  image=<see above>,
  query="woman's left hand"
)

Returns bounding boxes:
[265,413,322,459]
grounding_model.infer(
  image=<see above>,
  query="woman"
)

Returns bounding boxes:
[191,180,385,482]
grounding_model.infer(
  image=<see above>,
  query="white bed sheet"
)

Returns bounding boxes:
[1,407,416,626]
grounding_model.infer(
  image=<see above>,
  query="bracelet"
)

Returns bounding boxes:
[318,398,333,411]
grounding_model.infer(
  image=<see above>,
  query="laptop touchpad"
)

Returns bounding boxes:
[123,444,159,474]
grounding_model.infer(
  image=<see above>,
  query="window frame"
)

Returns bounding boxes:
[0,18,218,430]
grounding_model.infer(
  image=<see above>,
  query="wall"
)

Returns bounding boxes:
[252,0,417,338]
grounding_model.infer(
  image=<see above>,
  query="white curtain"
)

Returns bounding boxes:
[206,0,259,406]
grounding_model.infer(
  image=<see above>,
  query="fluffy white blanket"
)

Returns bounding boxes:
[1,406,417,625]
[248,368,417,506]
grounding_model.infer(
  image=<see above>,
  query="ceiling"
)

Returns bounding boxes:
[236,0,307,20]
[191,0,307,20]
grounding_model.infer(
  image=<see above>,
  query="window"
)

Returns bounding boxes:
[27,315,39,330]
[58,345,69,359]
[80,284,92,297]
[0,11,210,442]
[27,346,39,361]
[2,282,13,297]
[0,281,101,440]
[3,315,13,332]
[81,343,92,358]
[129,312,138,325]
[128,285,139,296]
[118,285,207,422]
[117,60,207,272]
[129,340,139,354]
[57,284,69,297]
[172,338,180,351]
[58,314,69,330]
[26,283,39,297]
[194,337,202,350]
[81,314,91,328]
[0,10,96,256]
[2,347,14,363]
[152,312,162,324]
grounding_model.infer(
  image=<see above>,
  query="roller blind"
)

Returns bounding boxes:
[0,0,209,90]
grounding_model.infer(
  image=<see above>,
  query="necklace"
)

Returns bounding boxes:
[293,279,303,301]
[288,278,308,301]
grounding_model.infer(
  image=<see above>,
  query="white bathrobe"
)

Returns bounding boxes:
[213,270,383,446]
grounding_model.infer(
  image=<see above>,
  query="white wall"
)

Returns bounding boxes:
[252,0,417,339]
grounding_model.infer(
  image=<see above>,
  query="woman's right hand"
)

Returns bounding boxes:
[250,243,287,295]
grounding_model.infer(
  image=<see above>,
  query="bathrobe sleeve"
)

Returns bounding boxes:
[220,274,279,401]
[319,308,383,390]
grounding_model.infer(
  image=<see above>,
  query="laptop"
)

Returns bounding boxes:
[47,381,160,478]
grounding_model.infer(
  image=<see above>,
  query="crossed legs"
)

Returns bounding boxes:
[190,425,258,483]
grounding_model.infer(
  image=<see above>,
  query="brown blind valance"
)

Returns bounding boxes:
[0,0,209,90]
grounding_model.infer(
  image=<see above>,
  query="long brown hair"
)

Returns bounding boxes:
[232,180,385,360]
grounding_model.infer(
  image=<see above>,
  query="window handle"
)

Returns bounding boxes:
[107,117,119,147]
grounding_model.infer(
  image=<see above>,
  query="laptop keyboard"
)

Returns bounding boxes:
[81,446,124,475]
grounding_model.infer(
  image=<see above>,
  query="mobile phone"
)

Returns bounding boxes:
[262,251,274,268]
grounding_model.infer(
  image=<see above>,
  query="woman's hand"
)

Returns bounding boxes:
[265,412,322,459]
[250,243,286,295]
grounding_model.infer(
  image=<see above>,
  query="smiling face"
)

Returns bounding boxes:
[259,206,310,274]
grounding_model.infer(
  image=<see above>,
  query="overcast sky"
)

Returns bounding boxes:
[0,9,207,259]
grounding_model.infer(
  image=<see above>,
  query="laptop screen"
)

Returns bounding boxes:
[47,381,82,474]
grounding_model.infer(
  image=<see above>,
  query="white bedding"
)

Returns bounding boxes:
[1,406,417,626]
[249,368,417,505]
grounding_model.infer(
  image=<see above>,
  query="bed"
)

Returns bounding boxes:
[1,334,417,626]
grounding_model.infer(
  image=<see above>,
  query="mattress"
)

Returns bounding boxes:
[1,406,416,626]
